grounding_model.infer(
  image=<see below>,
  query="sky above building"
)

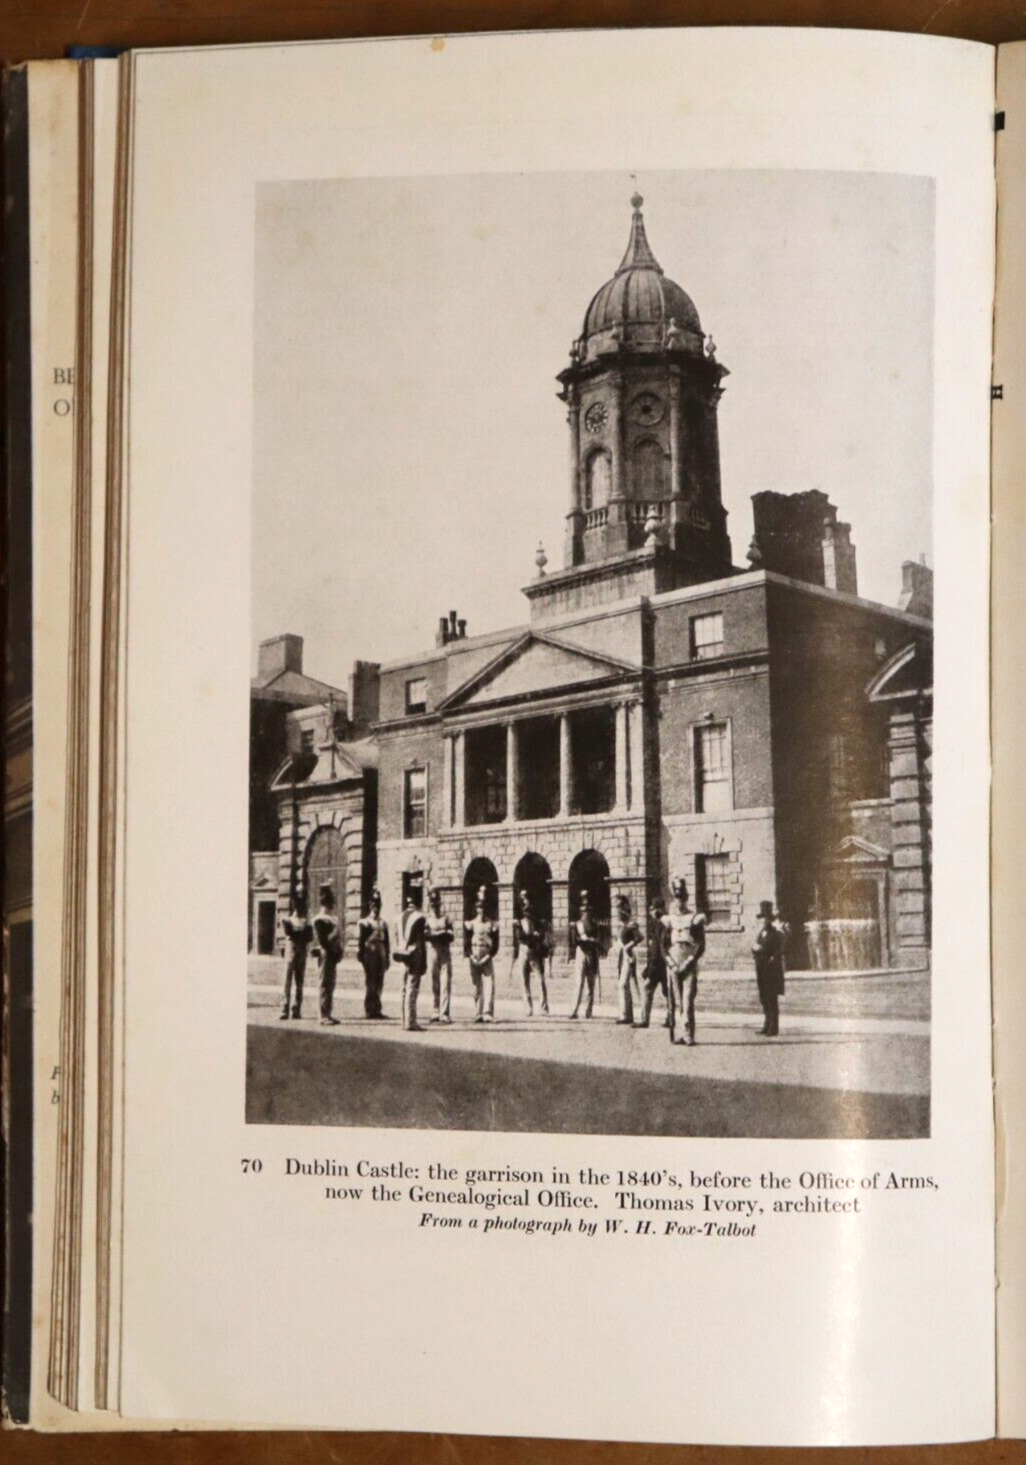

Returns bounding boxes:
[253,169,933,690]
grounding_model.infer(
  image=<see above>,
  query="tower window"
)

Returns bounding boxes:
[404,767,427,839]
[691,612,724,660]
[405,677,427,714]
[584,450,611,510]
[301,728,316,753]
[633,438,666,500]
[694,721,731,813]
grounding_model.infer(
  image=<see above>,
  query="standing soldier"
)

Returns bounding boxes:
[465,888,499,1024]
[614,895,642,1025]
[568,890,601,1020]
[312,884,342,1027]
[357,888,390,1020]
[394,883,428,1032]
[662,877,707,1046]
[638,898,670,1029]
[279,894,313,1020]
[425,887,455,1024]
[752,899,786,1037]
[513,890,550,1017]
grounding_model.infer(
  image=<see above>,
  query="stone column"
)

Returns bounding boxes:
[614,702,629,813]
[505,720,519,823]
[453,730,466,829]
[628,700,645,812]
[668,372,682,503]
[565,385,585,568]
[442,733,453,829]
[559,713,573,818]
[607,370,629,556]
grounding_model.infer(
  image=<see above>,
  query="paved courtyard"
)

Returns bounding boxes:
[246,960,929,1139]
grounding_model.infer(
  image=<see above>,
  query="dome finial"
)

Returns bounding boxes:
[631,191,644,211]
[616,195,663,276]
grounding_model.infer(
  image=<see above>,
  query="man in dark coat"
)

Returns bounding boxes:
[752,899,786,1036]
[395,883,428,1032]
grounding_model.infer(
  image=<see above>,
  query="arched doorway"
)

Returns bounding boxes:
[306,826,347,948]
[463,856,500,954]
[513,852,553,927]
[568,849,611,955]
[584,449,611,509]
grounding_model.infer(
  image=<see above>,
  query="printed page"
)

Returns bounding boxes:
[994,39,1026,1442]
[112,29,993,1444]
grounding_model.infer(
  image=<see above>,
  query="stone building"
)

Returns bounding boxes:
[259,196,933,972]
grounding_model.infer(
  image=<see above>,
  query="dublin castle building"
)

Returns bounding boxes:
[253,196,933,972]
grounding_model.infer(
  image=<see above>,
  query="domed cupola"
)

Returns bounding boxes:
[579,195,704,360]
[553,194,733,594]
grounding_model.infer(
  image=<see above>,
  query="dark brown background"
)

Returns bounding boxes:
[0,0,1020,1459]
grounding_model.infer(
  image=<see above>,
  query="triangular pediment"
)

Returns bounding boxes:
[440,632,636,711]
[270,743,369,794]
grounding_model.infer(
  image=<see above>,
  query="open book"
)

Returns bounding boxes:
[2,25,1023,1445]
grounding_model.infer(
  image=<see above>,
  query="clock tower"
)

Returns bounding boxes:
[556,195,733,587]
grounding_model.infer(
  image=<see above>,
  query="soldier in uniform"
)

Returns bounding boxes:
[466,889,499,1024]
[638,898,670,1029]
[661,877,707,1046]
[394,882,428,1032]
[357,888,390,1020]
[513,890,549,1017]
[425,886,455,1024]
[752,899,786,1036]
[279,894,313,1020]
[614,895,642,1025]
[312,884,342,1027]
[568,890,601,1020]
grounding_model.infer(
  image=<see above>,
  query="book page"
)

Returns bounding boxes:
[104,29,994,1444]
[994,39,1026,1442]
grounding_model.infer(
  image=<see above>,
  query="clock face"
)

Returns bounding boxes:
[584,401,609,434]
[632,392,664,426]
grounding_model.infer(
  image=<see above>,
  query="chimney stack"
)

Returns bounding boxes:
[898,557,933,619]
[435,611,469,647]
[258,633,303,681]
[821,515,858,596]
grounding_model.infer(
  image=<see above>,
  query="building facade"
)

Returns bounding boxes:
[259,197,933,972]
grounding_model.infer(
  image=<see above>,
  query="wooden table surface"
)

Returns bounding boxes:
[1,0,1021,1459]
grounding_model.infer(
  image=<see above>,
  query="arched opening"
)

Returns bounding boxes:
[513,852,553,928]
[584,449,611,510]
[305,826,347,949]
[633,437,667,499]
[463,856,500,955]
[568,849,611,955]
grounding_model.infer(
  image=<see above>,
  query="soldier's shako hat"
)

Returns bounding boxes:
[670,877,688,899]
[757,900,776,919]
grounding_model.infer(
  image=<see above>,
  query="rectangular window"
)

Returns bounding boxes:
[691,611,724,660]
[301,728,316,753]
[695,853,732,929]
[405,677,427,714]
[404,767,427,838]
[826,732,852,802]
[484,765,506,821]
[695,722,731,813]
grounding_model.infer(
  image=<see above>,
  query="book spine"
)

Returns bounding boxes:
[1,62,36,1428]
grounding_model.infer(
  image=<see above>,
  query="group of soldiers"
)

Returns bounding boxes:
[277,877,787,1043]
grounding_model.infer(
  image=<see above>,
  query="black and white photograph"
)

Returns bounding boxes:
[245,170,933,1140]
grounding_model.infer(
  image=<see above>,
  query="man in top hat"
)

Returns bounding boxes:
[661,877,706,1045]
[613,895,642,1025]
[513,889,550,1017]
[280,893,313,1020]
[357,888,390,1019]
[465,888,499,1023]
[312,884,343,1026]
[394,881,428,1031]
[569,890,601,1020]
[638,897,671,1029]
[424,886,455,1023]
[752,899,786,1036]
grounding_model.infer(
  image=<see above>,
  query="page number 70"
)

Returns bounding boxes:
[240,1158,264,1174]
